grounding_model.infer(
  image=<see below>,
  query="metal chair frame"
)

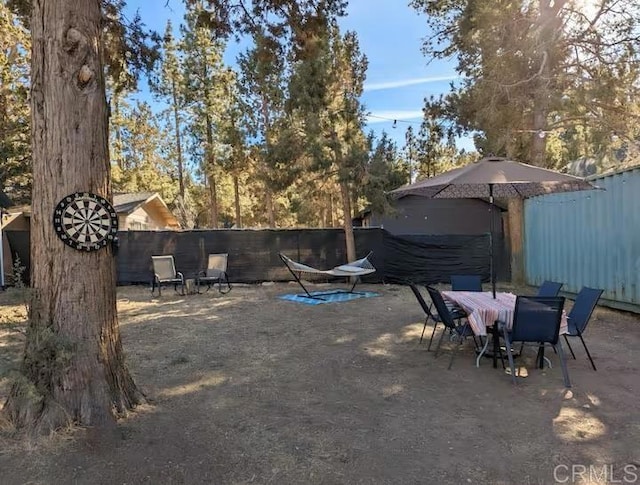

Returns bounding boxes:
[151,255,185,297]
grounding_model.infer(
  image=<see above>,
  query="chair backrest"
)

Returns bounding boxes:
[426,286,456,328]
[511,296,565,344]
[450,274,483,292]
[537,280,563,297]
[152,255,177,280]
[568,287,603,334]
[408,282,436,319]
[206,253,228,278]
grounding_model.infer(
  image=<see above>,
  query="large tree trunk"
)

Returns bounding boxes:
[208,174,219,228]
[265,189,275,227]
[327,193,334,227]
[530,97,548,166]
[233,174,241,228]
[111,93,124,171]
[529,0,563,167]
[3,0,141,433]
[171,78,185,199]
[339,180,356,262]
[205,114,219,228]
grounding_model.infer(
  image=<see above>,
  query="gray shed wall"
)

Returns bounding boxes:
[370,196,503,236]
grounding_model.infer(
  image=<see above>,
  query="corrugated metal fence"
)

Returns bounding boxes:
[524,166,640,312]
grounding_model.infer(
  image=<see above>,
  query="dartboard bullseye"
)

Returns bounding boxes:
[53,192,118,251]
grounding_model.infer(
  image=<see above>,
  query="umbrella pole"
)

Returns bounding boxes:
[489,184,496,298]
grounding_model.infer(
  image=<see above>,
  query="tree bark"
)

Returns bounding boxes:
[529,0,564,167]
[265,189,275,227]
[507,198,525,285]
[339,180,356,262]
[530,104,548,166]
[208,173,219,228]
[205,113,219,228]
[233,174,241,228]
[3,0,142,433]
[327,193,334,227]
[111,93,124,171]
[171,77,185,199]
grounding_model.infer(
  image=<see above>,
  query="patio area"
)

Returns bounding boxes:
[1,283,639,484]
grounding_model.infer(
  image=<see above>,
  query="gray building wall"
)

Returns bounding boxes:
[370,196,503,236]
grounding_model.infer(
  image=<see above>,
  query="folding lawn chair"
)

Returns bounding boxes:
[450,275,483,292]
[426,286,475,369]
[151,255,185,297]
[501,296,571,387]
[537,280,563,297]
[563,287,603,371]
[407,282,467,350]
[196,253,232,294]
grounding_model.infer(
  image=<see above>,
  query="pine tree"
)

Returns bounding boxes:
[411,0,640,168]
[0,4,31,203]
[149,20,187,200]
[111,99,179,202]
[289,20,369,260]
[237,30,302,227]
[181,4,232,228]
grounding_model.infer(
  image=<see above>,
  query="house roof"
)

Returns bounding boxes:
[113,192,158,214]
[113,192,180,229]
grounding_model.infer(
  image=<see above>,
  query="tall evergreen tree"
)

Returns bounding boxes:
[218,69,250,227]
[289,20,368,260]
[237,30,303,227]
[111,99,179,201]
[411,0,640,168]
[0,3,30,203]
[149,20,187,200]
[361,132,407,216]
[181,4,232,228]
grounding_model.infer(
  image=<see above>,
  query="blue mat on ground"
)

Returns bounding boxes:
[279,290,380,305]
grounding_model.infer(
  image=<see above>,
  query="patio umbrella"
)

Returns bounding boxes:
[389,156,598,297]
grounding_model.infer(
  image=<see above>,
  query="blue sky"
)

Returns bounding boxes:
[126,0,469,151]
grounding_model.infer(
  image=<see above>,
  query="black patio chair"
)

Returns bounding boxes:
[501,296,571,387]
[426,286,475,369]
[450,274,483,292]
[407,282,466,351]
[537,280,563,297]
[563,287,603,371]
[516,280,565,357]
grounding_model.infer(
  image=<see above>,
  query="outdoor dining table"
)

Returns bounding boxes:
[441,291,569,368]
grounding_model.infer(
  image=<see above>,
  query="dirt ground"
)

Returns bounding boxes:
[0,282,639,485]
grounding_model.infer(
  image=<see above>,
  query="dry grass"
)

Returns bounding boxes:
[1,282,639,485]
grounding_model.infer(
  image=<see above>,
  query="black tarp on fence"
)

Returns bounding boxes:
[5,228,509,286]
[116,228,385,285]
[382,232,509,284]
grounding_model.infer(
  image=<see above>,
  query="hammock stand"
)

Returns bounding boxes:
[279,252,376,300]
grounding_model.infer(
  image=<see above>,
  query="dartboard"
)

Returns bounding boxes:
[53,192,118,251]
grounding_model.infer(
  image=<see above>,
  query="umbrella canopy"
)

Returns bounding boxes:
[389,156,599,297]
[389,156,596,199]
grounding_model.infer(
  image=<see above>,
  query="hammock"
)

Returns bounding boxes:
[279,251,376,300]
